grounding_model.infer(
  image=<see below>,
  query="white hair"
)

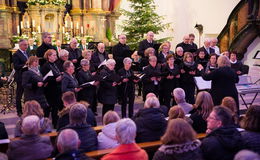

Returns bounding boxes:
[176,47,183,52]
[144,96,160,108]
[123,57,132,64]
[116,118,136,144]
[204,38,211,43]
[57,129,79,153]
[59,49,69,58]
[173,88,186,101]
[80,59,90,66]
[70,38,77,44]
[106,59,116,67]
[22,115,40,135]
[69,103,87,125]
[234,150,260,160]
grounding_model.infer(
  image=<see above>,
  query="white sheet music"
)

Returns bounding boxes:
[98,59,107,68]
[194,76,212,90]
[43,70,54,81]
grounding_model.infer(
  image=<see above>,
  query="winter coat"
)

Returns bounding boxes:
[98,122,119,149]
[55,149,93,160]
[241,130,260,154]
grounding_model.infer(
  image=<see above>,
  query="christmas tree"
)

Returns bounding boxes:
[121,0,170,50]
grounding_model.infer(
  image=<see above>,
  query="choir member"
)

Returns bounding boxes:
[91,43,109,70]
[79,38,88,51]
[198,38,215,60]
[195,49,208,69]
[230,51,244,75]
[205,53,218,73]
[157,42,171,64]
[66,38,82,68]
[189,33,198,51]
[138,31,156,57]
[140,47,155,71]
[56,49,69,72]
[176,35,192,53]
[174,47,184,65]
[210,38,220,55]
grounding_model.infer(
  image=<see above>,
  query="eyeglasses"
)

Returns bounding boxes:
[207,116,219,121]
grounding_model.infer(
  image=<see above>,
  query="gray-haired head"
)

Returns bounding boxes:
[21,115,40,135]
[59,49,69,58]
[234,150,260,160]
[123,57,132,64]
[42,32,52,45]
[57,129,80,153]
[144,96,160,108]
[0,152,8,160]
[80,59,90,66]
[116,118,137,144]
[173,88,186,103]
[105,58,116,67]
[69,103,87,125]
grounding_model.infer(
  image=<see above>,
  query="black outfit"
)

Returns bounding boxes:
[139,57,149,71]
[36,42,55,66]
[190,42,198,52]
[230,60,244,75]
[118,68,136,118]
[61,72,78,93]
[112,42,132,71]
[201,125,244,160]
[157,52,169,64]
[12,49,29,115]
[195,57,208,69]
[97,67,118,116]
[153,139,203,160]
[190,110,207,133]
[198,46,215,60]
[174,54,184,66]
[205,62,217,73]
[55,59,65,72]
[90,51,109,70]
[241,131,260,154]
[76,69,98,113]
[176,42,192,53]
[55,149,93,160]
[26,45,38,56]
[180,62,198,104]
[160,63,180,108]
[133,108,167,143]
[138,39,156,57]
[61,124,98,152]
[202,66,239,113]
[22,69,49,116]
[66,47,82,68]
[41,61,63,127]
[142,64,161,101]
[0,122,8,139]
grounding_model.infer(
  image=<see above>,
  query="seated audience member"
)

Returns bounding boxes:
[7,115,53,160]
[234,150,260,160]
[98,111,120,149]
[221,96,239,125]
[133,96,167,143]
[205,53,218,73]
[146,92,168,117]
[0,153,8,160]
[102,118,148,160]
[172,88,193,114]
[56,129,93,160]
[56,49,69,72]
[153,118,203,160]
[79,101,97,126]
[230,51,244,75]
[15,100,52,137]
[60,103,98,152]
[240,105,260,154]
[168,106,193,124]
[0,122,8,139]
[190,91,214,133]
[201,106,244,160]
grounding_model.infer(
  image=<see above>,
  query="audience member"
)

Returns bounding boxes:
[221,96,239,124]
[56,129,93,160]
[0,122,8,139]
[7,115,53,160]
[201,106,244,160]
[153,118,203,160]
[172,88,193,114]
[79,101,97,127]
[14,100,52,137]
[98,111,120,149]
[102,118,148,160]
[133,96,167,143]
[0,153,8,160]
[241,105,260,154]
[168,106,193,124]
[234,150,260,160]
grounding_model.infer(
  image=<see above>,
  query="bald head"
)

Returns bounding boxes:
[70,38,78,49]
[183,35,190,44]
[57,129,80,153]
[97,43,105,53]
[147,31,154,41]
[146,92,157,99]
[21,115,40,135]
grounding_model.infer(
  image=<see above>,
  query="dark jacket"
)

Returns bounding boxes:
[0,122,8,139]
[201,125,244,160]
[22,69,48,108]
[112,42,132,71]
[66,47,82,68]
[57,106,97,131]
[176,42,192,53]
[202,66,239,106]
[190,110,207,133]
[12,49,29,83]
[61,72,78,93]
[7,135,53,160]
[138,39,156,57]
[56,59,65,72]
[241,130,260,154]
[36,42,55,66]
[153,139,203,160]
[197,46,215,60]
[55,149,93,160]
[90,51,109,70]
[160,63,180,92]
[231,60,244,75]
[97,67,118,105]
[118,68,136,95]
[133,108,167,143]
[157,52,169,64]
[61,124,98,152]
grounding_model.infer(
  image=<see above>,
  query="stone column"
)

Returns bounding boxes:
[91,0,102,11]
[0,7,13,48]
[84,0,91,11]
[102,0,109,11]
[0,0,6,6]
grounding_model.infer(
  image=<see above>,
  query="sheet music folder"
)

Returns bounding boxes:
[194,76,211,90]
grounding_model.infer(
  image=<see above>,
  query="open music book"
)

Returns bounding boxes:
[43,70,54,81]
[194,76,211,90]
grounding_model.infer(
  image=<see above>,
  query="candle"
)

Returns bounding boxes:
[81,26,83,34]
[38,26,41,33]
[17,26,20,35]
[32,20,35,27]
[71,22,73,29]
[76,22,79,29]
[62,27,65,33]
[21,21,23,29]
[87,24,90,28]
[65,20,68,28]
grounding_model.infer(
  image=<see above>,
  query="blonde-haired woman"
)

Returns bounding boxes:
[202,55,239,114]
[221,96,239,124]
[190,91,214,133]
[153,118,203,160]
[98,111,120,149]
[168,106,193,125]
[14,100,52,137]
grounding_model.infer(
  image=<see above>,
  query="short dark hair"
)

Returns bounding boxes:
[242,105,260,132]
[166,54,174,61]
[62,91,76,104]
[213,106,233,126]
[189,33,195,38]
[63,60,73,71]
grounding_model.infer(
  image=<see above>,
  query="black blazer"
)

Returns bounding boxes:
[112,42,132,71]
[36,42,56,66]
[13,50,29,82]
[138,39,155,57]
[61,72,78,93]
[90,51,109,70]
[198,46,215,60]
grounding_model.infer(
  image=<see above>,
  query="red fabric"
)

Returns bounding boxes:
[101,143,148,160]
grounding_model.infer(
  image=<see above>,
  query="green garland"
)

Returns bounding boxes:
[27,0,66,6]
